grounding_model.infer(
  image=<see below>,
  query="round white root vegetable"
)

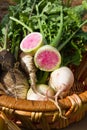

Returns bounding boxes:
[27,88,45,101]
[49,66,74,98]
[36,84,55,97]
[49,66,74,118]
[27,84,55,101]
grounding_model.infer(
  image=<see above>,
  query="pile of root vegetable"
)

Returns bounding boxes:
[0,0,87,118]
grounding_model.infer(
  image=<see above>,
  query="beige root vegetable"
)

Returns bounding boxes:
[20,52,37,93]
[1,68,29,99]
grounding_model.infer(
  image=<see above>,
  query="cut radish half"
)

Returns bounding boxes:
[34,45,61,72]
[20,32,43,54]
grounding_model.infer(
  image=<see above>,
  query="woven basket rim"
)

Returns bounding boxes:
[0,53,87,112]
[0,90,87,112]
[0,53,87,114]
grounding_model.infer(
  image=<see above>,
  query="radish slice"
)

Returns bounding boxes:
[34,45,61,72]
[20,32,43,54]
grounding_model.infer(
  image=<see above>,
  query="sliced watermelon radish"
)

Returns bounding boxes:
[34,45,61,72]
[20,32,43,54]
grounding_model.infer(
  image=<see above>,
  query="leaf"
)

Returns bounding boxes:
[0,0,87,65]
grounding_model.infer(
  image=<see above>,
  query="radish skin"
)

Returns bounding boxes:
[49,66,74,118]
[27,88,46,101]
[27,84,55,101]
[49,66,74,98]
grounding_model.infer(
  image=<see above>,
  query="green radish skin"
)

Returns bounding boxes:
[20,32,43,54]
[34,45,61,72]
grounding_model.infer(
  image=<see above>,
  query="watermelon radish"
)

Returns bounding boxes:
[34,45,61,72]
[20,32,43,54]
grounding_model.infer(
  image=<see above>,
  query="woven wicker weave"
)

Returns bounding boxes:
[0,0,87,130]
[0,52,87,130]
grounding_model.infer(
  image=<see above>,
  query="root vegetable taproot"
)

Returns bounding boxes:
[20,52,37,93]
[27,88,46,101]
[49,66,74,118]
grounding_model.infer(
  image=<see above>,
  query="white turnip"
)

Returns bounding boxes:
[36,84,55,97]
[27,84,55,101]
[49,66,74,98]
[49,66,74,118]
[27,88,45,101]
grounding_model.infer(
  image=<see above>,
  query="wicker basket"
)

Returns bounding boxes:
[0,0,87,130]
[0,52,87,130]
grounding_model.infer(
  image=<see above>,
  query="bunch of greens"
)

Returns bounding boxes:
[0,0,87,65]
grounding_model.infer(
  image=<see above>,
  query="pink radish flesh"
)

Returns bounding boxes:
[34,45,61,71]
[20,32,43,53]
[37,51,58,69]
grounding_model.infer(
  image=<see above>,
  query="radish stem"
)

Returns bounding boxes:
[20,53,37,93]
[38,72,49,84]
[36,4,47,44]
[36,5,44,36]
[10,17,33,33]
[51,6,63,48]
[58,19,87,51]
[29,0,36,18]
[49,97,66,119]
